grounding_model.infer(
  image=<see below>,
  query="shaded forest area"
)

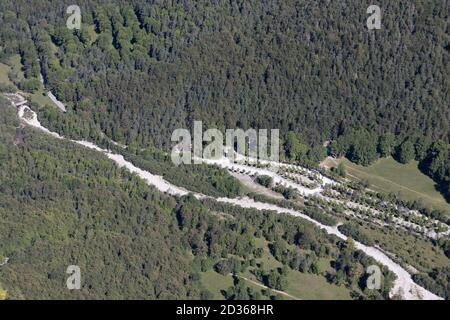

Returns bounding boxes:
[0,1,448,143]
[0,0,448,200]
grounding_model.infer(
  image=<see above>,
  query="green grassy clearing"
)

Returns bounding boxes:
[243,238,351,300]
[200,269,274,300]
[8,54,23,75]
[28,90,55,108]
[338,157,449,213]
[201,238,351,300]
[200,269,234,300]
[0,63,15,87]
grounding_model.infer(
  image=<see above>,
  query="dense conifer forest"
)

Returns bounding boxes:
[0,0,449,300]
[0,0,448,198]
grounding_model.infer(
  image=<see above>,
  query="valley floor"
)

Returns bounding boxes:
[6,92,444,300]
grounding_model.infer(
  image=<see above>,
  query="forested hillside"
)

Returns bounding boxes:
[1,0,448,145]
[0,0,449,300]
[0,0,448,201]
[0,97,399,300]
[0,98,198,299]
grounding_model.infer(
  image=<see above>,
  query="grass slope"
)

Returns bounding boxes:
[0,63,14,87]
[202,238,351,300]
[338,157,450,213]
[247,238,351,300]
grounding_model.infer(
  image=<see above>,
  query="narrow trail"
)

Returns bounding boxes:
[9,94,442,300]
[232,274,301,300]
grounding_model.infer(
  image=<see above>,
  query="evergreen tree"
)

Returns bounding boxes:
[397,139,416,164]
[337,162,346,178]
[378,133,396,157]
